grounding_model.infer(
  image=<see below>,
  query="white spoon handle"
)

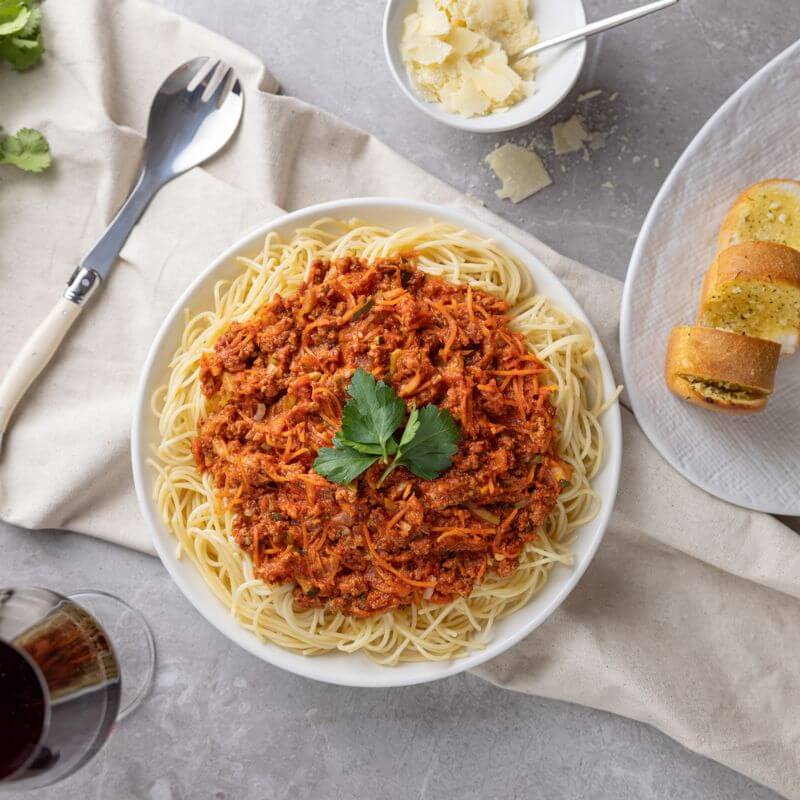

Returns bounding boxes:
[0,295,86,451]
[510,0,680,64]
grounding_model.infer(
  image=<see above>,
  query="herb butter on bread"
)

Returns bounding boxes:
[699,241,800,354]
[665,326,781,414]
[719,179,800,252]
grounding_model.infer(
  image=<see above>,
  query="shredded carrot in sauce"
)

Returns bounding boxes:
[192,256,566,616]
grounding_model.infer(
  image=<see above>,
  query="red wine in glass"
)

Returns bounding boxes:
[0,639,47,780]
[0,588,154,790]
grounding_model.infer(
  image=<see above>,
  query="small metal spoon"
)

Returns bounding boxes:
[0,57,244,449]
[509,0,680,65]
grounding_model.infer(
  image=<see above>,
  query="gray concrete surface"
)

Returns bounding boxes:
[2,528,785,800]
[3,1,798,798]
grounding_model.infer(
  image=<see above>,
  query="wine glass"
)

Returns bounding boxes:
[0,587,155,790]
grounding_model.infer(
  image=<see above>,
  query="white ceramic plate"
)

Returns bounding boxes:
[621,40,800,516]
[132,198,621,687]
[383,0,586,133]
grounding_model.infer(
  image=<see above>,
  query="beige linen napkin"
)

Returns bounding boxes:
[2,1,799,796]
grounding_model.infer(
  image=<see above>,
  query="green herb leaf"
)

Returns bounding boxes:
[333,434,398,457]
[0,30,42,70]
[379,405,459,484]
[397,406,421,450]
[312,370,460,486]
[384,404,460,482]
[350,298,374,321]
[312,445,378,485]
[17,3,39,37]
[0,0,43,70]
[0,0,29,29]
[340,368,405,462]
[0,127,51,172]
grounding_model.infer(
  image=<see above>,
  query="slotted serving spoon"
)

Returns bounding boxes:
[0,56,244,450]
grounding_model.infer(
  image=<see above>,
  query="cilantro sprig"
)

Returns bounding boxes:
[0,127,50,172]
[0,1,50,174]
[0,0,44,71]
[313,368,460,486]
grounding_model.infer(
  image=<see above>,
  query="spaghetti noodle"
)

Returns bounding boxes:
[150,219,613,663]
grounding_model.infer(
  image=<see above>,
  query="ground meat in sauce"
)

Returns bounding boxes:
[192,255,568,617]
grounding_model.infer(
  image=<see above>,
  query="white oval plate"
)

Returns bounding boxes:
[132,198,621,687]
[621,40,800,516]
[383,0,586,133]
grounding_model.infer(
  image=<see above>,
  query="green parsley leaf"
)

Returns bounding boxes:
[312,370,460,486]
[312,445,378,485]
[398,406,421,447]
[332,434,397,458]
[340,368,405,462]
[0,127,51,172]
[380,404,460,484]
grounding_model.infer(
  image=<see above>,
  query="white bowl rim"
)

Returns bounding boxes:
[382,0,587,133]
[131,197,621,687]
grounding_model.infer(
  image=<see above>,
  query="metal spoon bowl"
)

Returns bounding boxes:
[82,57,244,278]
[0,56,244,448]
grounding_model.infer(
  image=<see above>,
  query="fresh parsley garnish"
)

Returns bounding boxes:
[312,368,460,485]
[0,127,50,172]
[379,404,460,483]
[313,444,383,485]
[337,368,405,462]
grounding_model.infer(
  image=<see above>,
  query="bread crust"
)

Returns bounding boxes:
[700,241,800,307]
[664,326,781,414]
[718,178,800,250]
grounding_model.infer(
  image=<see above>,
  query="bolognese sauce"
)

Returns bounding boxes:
[192,256,570,617]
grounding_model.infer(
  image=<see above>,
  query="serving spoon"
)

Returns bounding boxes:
[509,0,679,65]
[0,56,244,451]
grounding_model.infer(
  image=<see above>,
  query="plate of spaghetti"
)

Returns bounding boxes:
[132,198,621,687]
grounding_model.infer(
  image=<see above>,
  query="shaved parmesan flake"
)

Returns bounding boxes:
[485,144,552,203]
[472,55,518,101]
[401,0,538,118]
[420,8,450,35]
[444,73,491,116]
[449,26,482,55]
[551,115,590,155]
[452,0,536,55]
[407,35,453,65]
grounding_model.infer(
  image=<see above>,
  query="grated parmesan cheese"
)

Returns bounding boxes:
[401,0,538,118]
[485,143,552,203]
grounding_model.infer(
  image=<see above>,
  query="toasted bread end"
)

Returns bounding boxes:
[664,326,780,415]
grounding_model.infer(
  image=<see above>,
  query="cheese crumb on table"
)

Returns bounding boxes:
[485,143,552,203]
[577,89,603,103]
[401,0,538,118]
[551,115,590,155]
